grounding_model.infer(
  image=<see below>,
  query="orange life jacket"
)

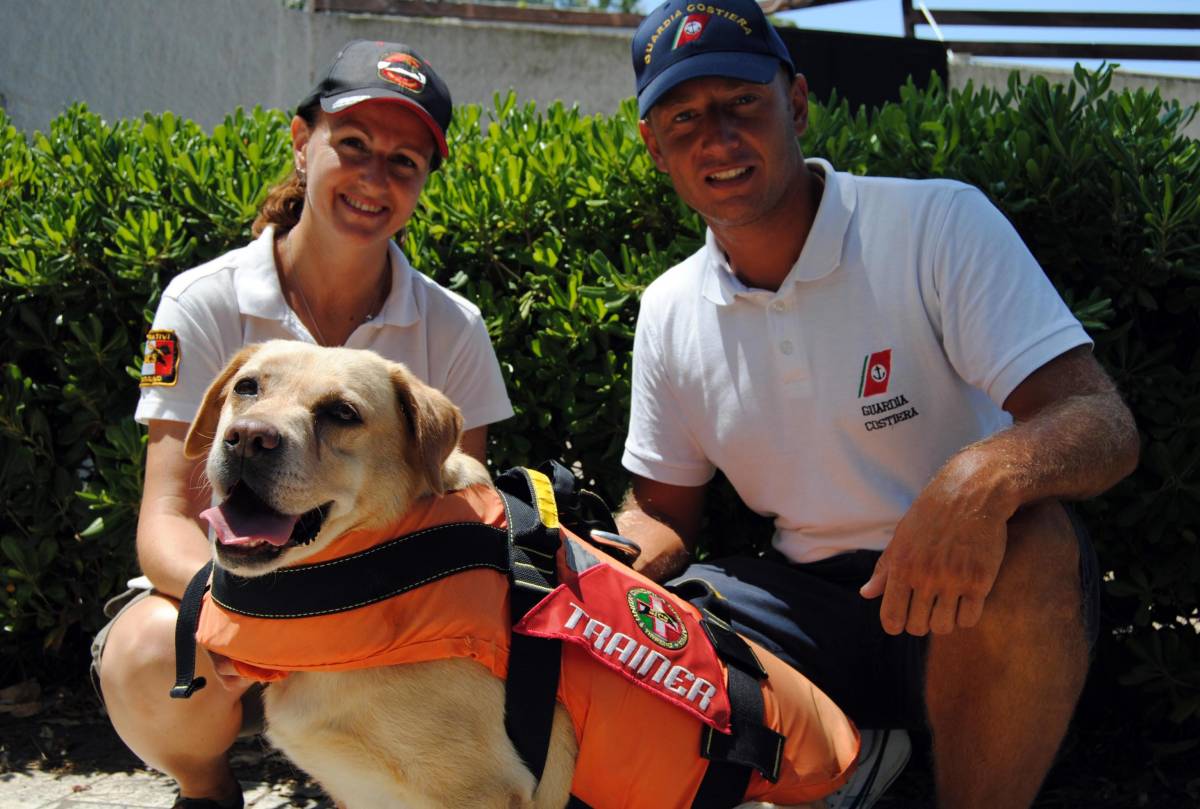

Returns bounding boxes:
[194,482,859,807]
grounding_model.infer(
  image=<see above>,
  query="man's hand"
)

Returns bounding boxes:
[859,451,1012,636]
[859,347,1139,637]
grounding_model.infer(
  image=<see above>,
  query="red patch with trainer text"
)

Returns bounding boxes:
[514,563,731,732]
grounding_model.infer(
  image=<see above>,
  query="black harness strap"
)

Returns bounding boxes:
[210,523,510,618]
[168,522,512,699]
[671,578,786,808]
[171,560,214,699]
[495,467,566,784]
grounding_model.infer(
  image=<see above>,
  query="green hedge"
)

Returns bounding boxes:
[1,67,1197,758]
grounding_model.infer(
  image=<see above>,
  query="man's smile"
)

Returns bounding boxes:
[706,166,752,182]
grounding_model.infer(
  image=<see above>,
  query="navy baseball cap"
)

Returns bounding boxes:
[298,40,452,162]
[633,0,795,118]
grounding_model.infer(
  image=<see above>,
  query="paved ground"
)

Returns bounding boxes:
[0,687,336,809]
[8,678,1189,809]
[0,768,333,809]
[0,725,930,809]
[0,704,924,809]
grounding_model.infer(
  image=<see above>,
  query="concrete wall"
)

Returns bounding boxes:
[1,0,1196,140]
[1,0,308,131]
[0,0,632,133]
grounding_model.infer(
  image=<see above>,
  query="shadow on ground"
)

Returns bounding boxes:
[0,685,334,807]
[2,684,1197,808]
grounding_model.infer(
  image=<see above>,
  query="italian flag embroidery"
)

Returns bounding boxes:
[672,13,710,49]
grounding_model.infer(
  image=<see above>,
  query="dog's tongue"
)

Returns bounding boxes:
[200,486,298,547]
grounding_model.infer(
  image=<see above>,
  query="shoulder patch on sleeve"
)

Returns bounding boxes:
[140,329,180,387]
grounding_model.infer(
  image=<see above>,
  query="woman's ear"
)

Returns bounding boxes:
[290,114,313,176]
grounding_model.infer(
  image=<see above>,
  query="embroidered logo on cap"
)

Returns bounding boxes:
[628,587,688,650]
[672,12,711,49]
[141,329,180,387]
[378,53,427,93]
[858,348,892,398]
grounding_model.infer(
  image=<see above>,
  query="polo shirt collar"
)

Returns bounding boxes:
[373,241,420,328]
[701,158,857,306]
[234,226,290,320]
[235,226,420,328]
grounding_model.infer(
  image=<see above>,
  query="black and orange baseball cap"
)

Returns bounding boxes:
[298,40,452,164]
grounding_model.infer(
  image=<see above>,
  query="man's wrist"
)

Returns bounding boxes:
[939,443,1026,522]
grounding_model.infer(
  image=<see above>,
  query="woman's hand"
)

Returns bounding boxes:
[204,649,256,693]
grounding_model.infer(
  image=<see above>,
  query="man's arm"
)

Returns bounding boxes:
[616,475,707,582]
[860,346,1139,636]
[459,426,488,465]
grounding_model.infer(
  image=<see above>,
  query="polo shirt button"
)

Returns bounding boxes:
[780,340,794,355]
[772,301,787,312]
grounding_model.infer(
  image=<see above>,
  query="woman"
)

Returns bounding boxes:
[94,41,512,809]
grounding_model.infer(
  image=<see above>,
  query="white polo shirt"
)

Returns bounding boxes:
[622,159,1090,562]
[136,226,513,431]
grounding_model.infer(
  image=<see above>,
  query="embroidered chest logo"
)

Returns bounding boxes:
[859,348,892,397]
[858,347,920,431]
[672,12,710,49]
[140,329,180,387]
[378,53,427,93]
[628,587,688,650]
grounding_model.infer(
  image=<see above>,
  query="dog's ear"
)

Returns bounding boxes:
[183,344,263,460]
[390,363,463,496]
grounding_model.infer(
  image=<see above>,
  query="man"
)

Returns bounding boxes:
[617,1,1140,807]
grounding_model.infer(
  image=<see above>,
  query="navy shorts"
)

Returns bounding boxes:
[670,505,1100,730]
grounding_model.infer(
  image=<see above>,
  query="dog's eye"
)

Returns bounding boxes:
[233,378,258,396]
[325,401,361,424]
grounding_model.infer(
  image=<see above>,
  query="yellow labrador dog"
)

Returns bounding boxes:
[182,340,843,809]
[183,340,576,809]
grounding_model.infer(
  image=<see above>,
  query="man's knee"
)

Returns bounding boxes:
[984,501,1090,642]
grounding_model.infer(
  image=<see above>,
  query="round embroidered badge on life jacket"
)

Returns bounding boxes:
[627,587,688,650]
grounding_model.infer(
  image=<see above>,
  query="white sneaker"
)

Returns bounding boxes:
[826,728,912,809]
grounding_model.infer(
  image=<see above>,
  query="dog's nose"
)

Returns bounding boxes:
[223,419,281,457]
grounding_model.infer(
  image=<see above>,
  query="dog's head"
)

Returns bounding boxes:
[184,340,469,575]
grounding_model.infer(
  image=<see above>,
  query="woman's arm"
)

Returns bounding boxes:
[136,420,215,599]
